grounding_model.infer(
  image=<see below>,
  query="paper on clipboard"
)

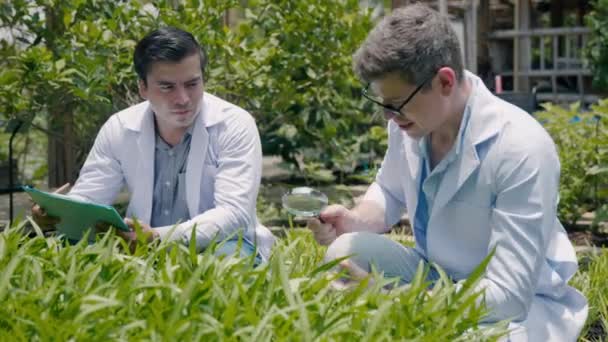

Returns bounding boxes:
[23,186,129,241]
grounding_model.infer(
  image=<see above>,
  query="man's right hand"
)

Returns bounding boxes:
[307,204,359,246]
[31,183,70,231]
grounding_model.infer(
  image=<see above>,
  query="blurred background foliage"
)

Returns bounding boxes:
[536,100,607,229]
[0,0,605,228]
[0,0,385,187]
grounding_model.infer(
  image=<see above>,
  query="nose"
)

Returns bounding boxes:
[383,108,400,121]
[174,87,190,106]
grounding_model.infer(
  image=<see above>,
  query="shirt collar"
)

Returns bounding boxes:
[154,122,193,151]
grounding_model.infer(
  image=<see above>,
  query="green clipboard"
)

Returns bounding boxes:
[23,186,130,241]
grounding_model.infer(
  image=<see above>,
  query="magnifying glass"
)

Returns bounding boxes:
[281,186,328,218]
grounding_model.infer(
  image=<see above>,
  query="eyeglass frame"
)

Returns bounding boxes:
[362,72,437,118]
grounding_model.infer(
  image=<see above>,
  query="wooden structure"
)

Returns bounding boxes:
[393,0,599,105]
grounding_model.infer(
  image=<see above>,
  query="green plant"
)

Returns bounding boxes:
[208,0,387,178]
[585,0,608,91]
[1,0,390,184]
[0,0,236,186]
[535,101,608,227]
[571,249,608,341]
[0,221,508,340]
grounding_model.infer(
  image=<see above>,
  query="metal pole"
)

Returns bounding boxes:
[439,0,448,16]
[594,115,601,209]
[8,120,23,227]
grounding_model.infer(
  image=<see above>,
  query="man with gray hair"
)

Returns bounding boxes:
[307,4,587,341]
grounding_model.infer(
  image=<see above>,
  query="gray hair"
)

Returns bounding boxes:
[353,3,464,87]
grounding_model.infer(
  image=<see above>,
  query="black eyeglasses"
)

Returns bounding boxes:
[362,72,436,118]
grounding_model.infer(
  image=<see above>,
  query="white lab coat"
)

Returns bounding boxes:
[69,93,276,260]
[363,72,588,341]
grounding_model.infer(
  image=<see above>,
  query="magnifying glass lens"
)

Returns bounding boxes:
[281,187,328,217]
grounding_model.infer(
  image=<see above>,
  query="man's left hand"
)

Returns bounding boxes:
[117,218,159,253]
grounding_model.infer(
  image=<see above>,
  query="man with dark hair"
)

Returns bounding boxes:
[307,4,587,340]
[33,27,275,262]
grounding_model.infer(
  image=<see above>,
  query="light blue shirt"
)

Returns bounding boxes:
[150,127,192,227]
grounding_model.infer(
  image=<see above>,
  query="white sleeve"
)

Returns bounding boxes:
[68,116,125,205]
[362,122,407,228]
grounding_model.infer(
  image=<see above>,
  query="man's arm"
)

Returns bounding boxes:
[358,122,408,233]
[461,131,560,322]
[307,122,408,244]
[68,116,126,205]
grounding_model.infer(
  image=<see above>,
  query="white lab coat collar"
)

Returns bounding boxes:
[401,71,503,215]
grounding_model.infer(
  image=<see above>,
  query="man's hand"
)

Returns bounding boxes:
[329,259,373,290]
[116,218,158,253]
[307,204,361,245]
[31,183,70,231]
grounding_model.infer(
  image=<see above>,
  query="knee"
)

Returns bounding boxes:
[324,232,363,263]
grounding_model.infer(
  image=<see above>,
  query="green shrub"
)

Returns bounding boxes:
[0,0,386,184]
[208,0,386,181]
[571,249,608,341]
[0,224,506,340]
[535,101,608,228]
[586,0,608,91]
[0,1,166,183]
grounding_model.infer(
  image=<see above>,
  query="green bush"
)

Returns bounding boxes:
[535,101,608,227]
[0,0,243,185]
[571,249,608,341]
[207,0,385,181]
[586,0,608,91]
[0,0,385,184]
[0,225,506,340]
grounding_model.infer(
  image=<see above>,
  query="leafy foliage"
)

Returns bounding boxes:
[535,101,608,227]
[0,225,507,340]
[571,249,608,341]
[208,0,384,180]
[0,0,385,184]
[585,0,608,91]
[0,0,154,170]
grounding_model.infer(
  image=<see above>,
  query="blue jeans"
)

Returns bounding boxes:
[213,237,263,266]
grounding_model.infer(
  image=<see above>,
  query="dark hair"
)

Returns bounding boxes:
[353,3,463,87]
[133,26,207,84]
